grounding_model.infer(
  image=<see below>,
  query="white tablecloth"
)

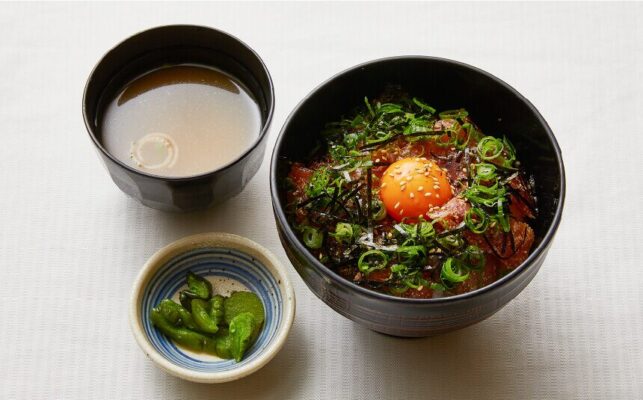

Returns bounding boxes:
[1,2,641,399]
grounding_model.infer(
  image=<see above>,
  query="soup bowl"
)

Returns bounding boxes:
[83,25,274,212]
[270,56,565,337]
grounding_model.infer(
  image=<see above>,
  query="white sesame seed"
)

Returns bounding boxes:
[394,202,400,209]
[381,182,387,188]
[417,186,424,191]
[433,185,440,189]
[424,192,431,197]
[406,176,413,181]
[436,194,440,198]
[400,209,404,215]
[462,167,467,172]
[410,192,415,199]
[375,158,381,163]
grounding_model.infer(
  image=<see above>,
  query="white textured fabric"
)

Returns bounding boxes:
[1,2,642,399]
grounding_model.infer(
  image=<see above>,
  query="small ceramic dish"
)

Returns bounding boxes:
[129,232,295,383]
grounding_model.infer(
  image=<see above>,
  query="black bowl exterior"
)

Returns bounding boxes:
[83,25,274,212]
[270,57,565,337]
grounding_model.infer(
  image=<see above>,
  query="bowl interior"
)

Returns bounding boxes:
[273,57,564,250]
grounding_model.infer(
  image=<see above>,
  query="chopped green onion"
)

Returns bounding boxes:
[329,144,348,161]
[439,108,469,120]
[331,222,353,244]
[437,233,466,250]
[376,103,404,115]
[447,121,470,149]
[306,167,332,197]
[396,245,427,263]
[358,250,389,275]
[330,222,360,244]
[396,223,417,237]
[418,221,436,240]
[403,277,429,290]
[343,133,360,149]
[371,199,387,221]
[412,97,436,115]
[462,122,481,143]
[364,97,375,118]
[351,114,364,127]
[389,285,410,295]
[429,282,446,291]
[366,130,394,144]
[465,207,489,234]
[390,263,407,275]
[477,136,504,161]
[403,116,434,135]
[463,182,507,208]
[302,226,323,249]
[495,198,511,232]
[474,163,497,181]
[463,245,486,270]
[503,136,517,158]
[441,257,470,283]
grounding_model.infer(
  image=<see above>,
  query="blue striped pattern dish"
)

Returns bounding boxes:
[141,248,282,372]
[130,233,295,383]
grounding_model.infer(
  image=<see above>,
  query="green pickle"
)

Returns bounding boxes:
[150,308,210,352]
[209,295,225,326]
[191,298,219,334]
[224,291,265,326]
[228,312,258,362]
[186,272,212,299]
[149,272,266,362]
[157,299,197,330]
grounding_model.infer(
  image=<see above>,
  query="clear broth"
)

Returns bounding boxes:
[101,65,261,177]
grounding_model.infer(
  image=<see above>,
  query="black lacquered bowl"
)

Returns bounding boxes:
[83,25,274,212]
[270,56,565,337]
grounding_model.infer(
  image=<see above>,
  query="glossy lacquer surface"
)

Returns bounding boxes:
[83,25,274,212]
[270,57,565,337]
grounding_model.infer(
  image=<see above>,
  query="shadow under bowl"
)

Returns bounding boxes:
[270,56,565,337]
[83,25,274,212]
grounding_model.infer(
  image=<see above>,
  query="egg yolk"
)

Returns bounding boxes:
[380,158,453,222]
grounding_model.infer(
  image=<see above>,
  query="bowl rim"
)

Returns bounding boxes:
[129,232,296,383]
[82,24,275,181]
[270,55,566,305]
